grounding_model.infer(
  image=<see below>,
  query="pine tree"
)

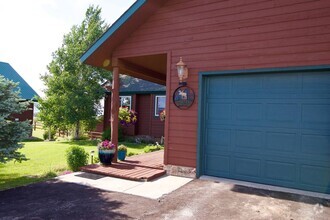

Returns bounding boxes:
[0,75,30,163]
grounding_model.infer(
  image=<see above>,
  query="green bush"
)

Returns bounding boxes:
[101,126,124,142]
[93,156,100,164]
[127,152,138,157]
[102,128,111,140]
[66,146,88,171]
[43,129,56,140]
[144,145,163,153]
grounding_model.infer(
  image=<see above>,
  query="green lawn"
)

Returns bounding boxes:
[0,140,157,191]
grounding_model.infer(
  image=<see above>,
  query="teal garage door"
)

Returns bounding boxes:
[201,68,330,194]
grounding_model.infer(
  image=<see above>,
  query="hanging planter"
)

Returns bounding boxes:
[119,107,138,126]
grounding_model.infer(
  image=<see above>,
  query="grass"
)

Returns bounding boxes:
[0,136,161,191]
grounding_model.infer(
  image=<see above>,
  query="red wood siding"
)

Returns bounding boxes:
[102,93,164,138]
[113,0,330,167]
[136,94,151,135]
[10,103,34,123]
[149,94,165,138]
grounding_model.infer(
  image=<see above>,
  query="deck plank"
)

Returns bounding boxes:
[81,150,166,181]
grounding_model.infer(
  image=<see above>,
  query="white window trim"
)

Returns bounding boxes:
[120,96,132,110]
[155,95,166,116]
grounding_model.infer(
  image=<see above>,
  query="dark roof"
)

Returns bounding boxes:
[103,76,165,94]
[0,61,39,100]
[120,76,165,93]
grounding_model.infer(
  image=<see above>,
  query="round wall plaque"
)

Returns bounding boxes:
[173,86,195,109]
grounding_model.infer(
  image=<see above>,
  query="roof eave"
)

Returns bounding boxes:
[80,0,147,64]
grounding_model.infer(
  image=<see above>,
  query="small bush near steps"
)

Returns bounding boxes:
[143,144,163,153]
[66,146,88,171]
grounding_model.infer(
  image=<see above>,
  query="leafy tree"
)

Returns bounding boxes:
[0,76,30,163]
[39,5,111,139]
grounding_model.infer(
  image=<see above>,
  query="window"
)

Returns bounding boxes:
[155,95,166,116]
[120,96,132,110]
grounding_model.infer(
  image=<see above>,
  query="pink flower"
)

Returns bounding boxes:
[99,140,116,150]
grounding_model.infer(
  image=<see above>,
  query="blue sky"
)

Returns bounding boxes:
[0,0,135,96]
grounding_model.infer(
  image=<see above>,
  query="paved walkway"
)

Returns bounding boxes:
[81,150,166,181]
[57,172,193,199]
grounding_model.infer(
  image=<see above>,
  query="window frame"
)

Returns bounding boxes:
[154,95,166,117]
[119,96,132,110]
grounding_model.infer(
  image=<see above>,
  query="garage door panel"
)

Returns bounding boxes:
[206,128,230,148]
[202,70,330,194]
[300,165,330,189]
[205,154,230,175]
[302,72,330,94]
[301,134,330,157]
[207,102,231,121]
[264,160,297,182]
[266,132,297,153]
[232,157,261,178]
[302,104,330,130]
[234,103,262,122]
[266,103,300,126]
[234,130,263,150]
[263,74,300,93]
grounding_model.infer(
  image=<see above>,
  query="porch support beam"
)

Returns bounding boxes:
[111,65,120,162]
[118,59,166,85]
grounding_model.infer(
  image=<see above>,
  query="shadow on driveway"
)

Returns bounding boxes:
[231,185,330,206]
[0,180,155,219]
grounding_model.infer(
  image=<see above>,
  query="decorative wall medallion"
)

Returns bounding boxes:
[173,86,195,109]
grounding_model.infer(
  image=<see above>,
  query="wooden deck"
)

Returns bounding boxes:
[81,150,166,181]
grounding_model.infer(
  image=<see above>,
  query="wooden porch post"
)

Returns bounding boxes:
[111,65,120,162]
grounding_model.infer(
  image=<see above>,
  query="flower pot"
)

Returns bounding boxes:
[117,151,127,161]
[98,149,115,165]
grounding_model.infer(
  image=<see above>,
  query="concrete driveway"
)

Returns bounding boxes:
[0,178,329,220]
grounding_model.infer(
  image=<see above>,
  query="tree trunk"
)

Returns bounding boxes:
[48,128,51,140]
[74,121,80,140]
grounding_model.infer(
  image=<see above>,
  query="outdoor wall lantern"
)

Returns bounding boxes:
[176,57,188,85]
[173,57,194,110]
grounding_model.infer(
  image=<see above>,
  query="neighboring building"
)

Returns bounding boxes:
[81,0,330,194]
[0,61,39,123]
[102,75,166,138]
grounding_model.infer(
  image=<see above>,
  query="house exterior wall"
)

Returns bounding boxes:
[10,103,34,123]
[103,93,165,138]
[112,0,330,168]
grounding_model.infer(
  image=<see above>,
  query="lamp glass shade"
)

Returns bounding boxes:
[177,66,185,78]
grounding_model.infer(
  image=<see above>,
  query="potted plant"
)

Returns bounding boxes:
[98,139,116,165]
[117,144,127,161]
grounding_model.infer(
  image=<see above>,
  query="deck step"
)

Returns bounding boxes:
[81,150,166,181]
[81,164,166,181]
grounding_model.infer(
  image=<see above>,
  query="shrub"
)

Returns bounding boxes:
[101,128,111,140]
[135,136,155,144]
[144,144,163,153]
[43,129,56,141]
[118,144,127,152]
[101,126,124,142]
[127,152,138,157]
[93,156,100,164]
[66,146,88,171]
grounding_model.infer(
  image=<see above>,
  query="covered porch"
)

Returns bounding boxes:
[94,53,169,164]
